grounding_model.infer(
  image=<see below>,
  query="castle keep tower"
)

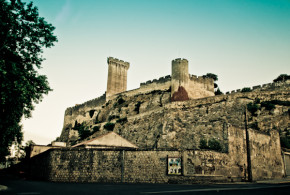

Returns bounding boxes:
[171,58,190,101]
[106,57,130,99]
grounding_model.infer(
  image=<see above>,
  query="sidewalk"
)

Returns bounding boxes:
[256,176,290,184]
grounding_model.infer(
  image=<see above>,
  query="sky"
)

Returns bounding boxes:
[21,0,290,145]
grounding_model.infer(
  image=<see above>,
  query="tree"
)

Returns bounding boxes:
[214,88,223,95]
[75,122,92,140]
[204,73,218,81]
[273,74,290,83]
[241,87,252,92]
[0,0,57,162]
[25,140,35,147]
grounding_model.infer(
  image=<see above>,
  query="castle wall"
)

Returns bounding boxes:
[107,76,171,101]
[226,80,290,94]
[249,129,284,180]
[59,94,106,142]
[170,59,214,101]
[59,80,289,147]
[188,75,214,99]
[29,127,284,183]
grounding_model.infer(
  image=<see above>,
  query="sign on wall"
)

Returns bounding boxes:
[168,157,182,175]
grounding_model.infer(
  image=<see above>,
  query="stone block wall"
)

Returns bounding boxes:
[60,94,106,142]
[188,75,214,99]
[29,125,284,183]
[106,57,130,99]
[249,130,284,180]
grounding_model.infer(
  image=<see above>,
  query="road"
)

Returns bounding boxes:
[1,177,290,195]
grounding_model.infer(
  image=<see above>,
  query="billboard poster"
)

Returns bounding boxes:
[168,157,182,175]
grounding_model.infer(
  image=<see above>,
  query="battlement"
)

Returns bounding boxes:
[140,75,171,86]
[189,74,214,83]
[65,93,106,116]
[224,80,290,95]
[107,57,130,69]
[172,58,188,63]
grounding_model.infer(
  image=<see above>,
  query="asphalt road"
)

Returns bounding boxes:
[1,178,290,195]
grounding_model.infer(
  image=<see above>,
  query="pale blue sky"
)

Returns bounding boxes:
[22,0,290,144]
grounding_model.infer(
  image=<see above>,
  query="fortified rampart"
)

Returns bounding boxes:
[30,126,283,183]
[60,57,215,143]
[225,80,290,94]
[53,57,289,183]
[59,80,289,151]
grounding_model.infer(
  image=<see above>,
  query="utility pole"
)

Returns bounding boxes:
[244,106,253,182]
[121,150,125,183]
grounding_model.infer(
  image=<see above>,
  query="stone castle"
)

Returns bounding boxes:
[30,57,290,183]
[59,57,215,144]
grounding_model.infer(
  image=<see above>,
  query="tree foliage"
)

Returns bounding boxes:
[104,122,115,131]
[215,88,223,95]
[273,74,290,83]
[75,122,92,141]
[0,0,57,162]
[199,138,223,152]
[204,73,218,81]
[241,87,252,92]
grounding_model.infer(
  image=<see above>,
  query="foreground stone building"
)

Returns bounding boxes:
[29,57,290,183]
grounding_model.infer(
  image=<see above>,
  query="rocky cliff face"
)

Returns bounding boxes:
[59,82,289,150]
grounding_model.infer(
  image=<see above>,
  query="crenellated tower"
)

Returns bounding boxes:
[106,57,130,99]
[171,58,190,101]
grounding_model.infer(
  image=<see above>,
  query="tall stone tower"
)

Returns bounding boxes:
[171,58,190,101]
[106,57,130,99]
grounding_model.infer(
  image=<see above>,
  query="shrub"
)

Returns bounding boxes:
[78,129,91,140]
[215,88,223,95]
[247,102,260,116]
[199,139,209,149]
[260,100,290,110]
[118,97,125,105]
[117,117,128,124]
[248,122,259,130]
[108,115,120,121]
[73,121,81,130]
[269,100,290,106]
[241,87,252,92]
[76,122,92,140]
[92,126,100,133]
[280,137,290,149]
[104,122,115,131]
[200,138,222,152]
[255,98,261,104]
[134,101,142,114]
[208,138,222,152]
[261,101,275,111]
[70,140,78,146]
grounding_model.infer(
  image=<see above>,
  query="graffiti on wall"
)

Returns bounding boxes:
[168,157,182,175]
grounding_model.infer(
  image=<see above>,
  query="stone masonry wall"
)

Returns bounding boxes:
[249,130,284,180]
[59,81,289,150]
[59,93,106,142]
[106,57,130,98]
[29,126,284,183]
[188,75,214,99]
